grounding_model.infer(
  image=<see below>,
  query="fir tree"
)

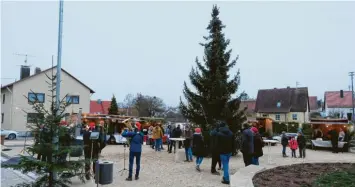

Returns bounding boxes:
[3,68,86,187]
[180,5,246,133]
[108,94,118,115]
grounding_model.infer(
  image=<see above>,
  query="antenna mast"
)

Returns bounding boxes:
[13,53,35,65]
[296,81,300,88]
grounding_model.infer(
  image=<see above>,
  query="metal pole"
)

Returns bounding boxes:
[54,0,64,180]
[349,72,354,123]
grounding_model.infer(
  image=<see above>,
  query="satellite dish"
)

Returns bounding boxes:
[97,99,102,104]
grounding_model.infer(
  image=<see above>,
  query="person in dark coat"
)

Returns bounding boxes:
[122,122,144,181]
[281,131,289,157]
[241,123,254,166]
[251,127,264,165]
[216,122,234,185]
[297,131,306,158]
[210,123,222,175]
[183,124,194,162]
[328,129,339,153]
[192,128,204,172]
[83,125,104,180]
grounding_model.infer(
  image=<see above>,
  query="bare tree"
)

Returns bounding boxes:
[133,93,166,117]
[123,93,135,115]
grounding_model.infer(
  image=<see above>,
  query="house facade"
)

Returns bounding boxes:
[324,91,354,120]
[1,67,94,133]
[255,87,310,124]
[240,100,257,118]
[309,96,320,112]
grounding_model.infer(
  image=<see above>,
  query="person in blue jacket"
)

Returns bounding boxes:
[122,122,144,181]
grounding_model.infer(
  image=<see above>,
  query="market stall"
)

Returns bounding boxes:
[310,118,353,152]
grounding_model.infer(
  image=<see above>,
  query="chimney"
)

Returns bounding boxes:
[274,88,277,89]
[34,67,41,74]
[287,86,290,89]
[20,65,30,80]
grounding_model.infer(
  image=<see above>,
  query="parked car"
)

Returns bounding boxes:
[272,133,298,143]
[0,129,19,140]
[108,134,128,145]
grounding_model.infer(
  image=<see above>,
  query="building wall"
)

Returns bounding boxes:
[1,87,13,129]
[257,112,308,124]
[325,107,353,118]
[9,68,92,132]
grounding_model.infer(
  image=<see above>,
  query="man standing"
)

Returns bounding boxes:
[183,124,194,162]
[83,125,103,180]
[297,131,306,158]
[210,123,221,175]
[281,131,289,157]
[122,122,144,181]
[241,123,254,166]
[152,124,163,151]
[328,129,339,153]
[217,122,234,185]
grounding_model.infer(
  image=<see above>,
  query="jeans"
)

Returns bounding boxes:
[185,148,193,161]
[195,156,203,166]
[299,147,306,158]
[282,145,287,156]
[128,151,141,178]
[251,157,259,165]
[220,153,232,182]
[155,138,162,151]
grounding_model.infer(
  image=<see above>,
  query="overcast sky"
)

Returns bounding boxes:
[2,1,355,106]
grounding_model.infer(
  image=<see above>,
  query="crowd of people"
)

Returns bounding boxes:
[280,131,306,158]
[240,123,265,166]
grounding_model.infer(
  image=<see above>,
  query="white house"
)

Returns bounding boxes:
[324,91,354,119]
[1,66,95,134]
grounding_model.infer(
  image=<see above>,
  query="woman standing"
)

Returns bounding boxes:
[251,127,264,165]
[192,128,204,171]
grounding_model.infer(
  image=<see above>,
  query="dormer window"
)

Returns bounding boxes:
[276,101,281,108]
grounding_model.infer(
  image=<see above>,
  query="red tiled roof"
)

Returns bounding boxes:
[309,96,318,110]
[90,100,111,114]
[325,91,354,108]
[240,100,256,113]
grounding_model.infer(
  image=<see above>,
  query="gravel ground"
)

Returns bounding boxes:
[71,144,244,187]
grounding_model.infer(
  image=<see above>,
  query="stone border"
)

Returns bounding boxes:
[230,165,265,187]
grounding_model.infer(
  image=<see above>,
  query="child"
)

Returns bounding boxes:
[289,137,298,158]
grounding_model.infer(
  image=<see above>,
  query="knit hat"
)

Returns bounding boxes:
[135,122,142,131]
[251,127,258,133]
[195,128,201,133]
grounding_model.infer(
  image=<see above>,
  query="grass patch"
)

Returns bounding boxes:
[313,168,355,187]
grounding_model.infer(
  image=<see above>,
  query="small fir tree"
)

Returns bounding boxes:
[179,5,246,133]
[3,68,86,187]
[108,94,118,115]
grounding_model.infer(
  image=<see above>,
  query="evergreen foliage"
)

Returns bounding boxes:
[108,94,118,115]
[3,68,86,187]
[179,5,246,133]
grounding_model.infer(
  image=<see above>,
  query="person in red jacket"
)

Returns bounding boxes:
[289,137,298,158]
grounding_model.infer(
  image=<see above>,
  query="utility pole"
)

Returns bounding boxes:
[53,0,64,181]
[349,72,354,123]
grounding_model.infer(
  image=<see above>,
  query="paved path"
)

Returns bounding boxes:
[1,156,35,187]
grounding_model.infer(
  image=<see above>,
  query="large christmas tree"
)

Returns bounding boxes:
[180,5,246,134]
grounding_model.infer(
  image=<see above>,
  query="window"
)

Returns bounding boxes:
[28,93,45,103]
[276,101,281,108]
[27,113,44,123]
[2,94,5,104]
[292,114,298,120]
[275,114,280,121]
[66,95,80,104]
[1,113,4,123]
[262,114,268,117]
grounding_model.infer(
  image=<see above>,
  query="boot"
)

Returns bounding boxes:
[126,177,132,181]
